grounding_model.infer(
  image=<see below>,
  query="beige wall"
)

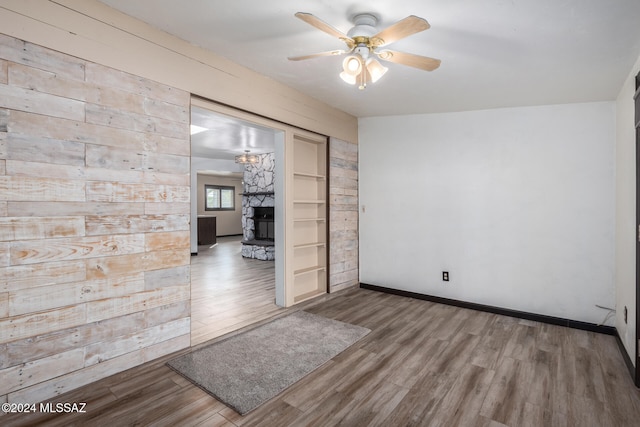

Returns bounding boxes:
[197,175,243,236]
[0,33,191,403]
[0,0,359,404]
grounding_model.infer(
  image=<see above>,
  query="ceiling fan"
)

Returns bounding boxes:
[288,12,441,90]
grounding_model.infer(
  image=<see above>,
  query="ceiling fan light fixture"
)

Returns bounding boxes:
[366,58,388,83]
[342,55,362,76]
[289,12,440,90]
[235,150,259,164]
[340,71,357,85]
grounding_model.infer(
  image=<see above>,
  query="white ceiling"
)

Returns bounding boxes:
[191,106,277,161]
[99,0,640,118]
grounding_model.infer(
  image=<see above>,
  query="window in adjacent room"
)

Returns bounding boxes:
[205,185,235,211]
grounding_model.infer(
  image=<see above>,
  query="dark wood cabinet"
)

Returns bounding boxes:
[197,216,216,245]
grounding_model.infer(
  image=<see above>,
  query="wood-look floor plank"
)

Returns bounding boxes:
[4,282,640,426]
[190,237,282,346]
[380,369,454,426]
[427,363,496,427]
[384,337,448,389]
[480,357,531,425]
[281,353,369,413]
[279,390,352,427]
[235,400,303,427]
[327,379,410,427]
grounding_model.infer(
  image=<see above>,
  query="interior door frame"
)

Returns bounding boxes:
[635,70,640,386]
[191,96,287,309]
[190,96,329,308]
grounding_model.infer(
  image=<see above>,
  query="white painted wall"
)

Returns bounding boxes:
[615,53,640,364]
[359,102,616,324]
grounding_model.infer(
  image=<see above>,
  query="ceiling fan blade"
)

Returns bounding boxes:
[295,12,354,45]
[370,15,430,47]
[376,50,441,71]
[288,50,346,61]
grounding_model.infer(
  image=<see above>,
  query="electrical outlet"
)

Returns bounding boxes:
[624,306,628,324]
[442,271,449,282]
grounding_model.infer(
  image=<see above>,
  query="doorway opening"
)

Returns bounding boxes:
[189,104,285,346]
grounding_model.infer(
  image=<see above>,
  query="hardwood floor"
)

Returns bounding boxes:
[190,236,281,345]
[4,288,640,426]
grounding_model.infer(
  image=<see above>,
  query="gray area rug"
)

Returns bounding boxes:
[167,311,370,415]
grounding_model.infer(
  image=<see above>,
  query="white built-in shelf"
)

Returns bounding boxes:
[293,172,326,179]
[294,242,326,249]
[293,217,326,222]
[294,265,326,277]
[294,289,325,304]
[288,131,328,307]
[293,199,325,204]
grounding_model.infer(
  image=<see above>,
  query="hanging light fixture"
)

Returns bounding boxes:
[365,58,388,83]
[235,150,259,164]
[339,45,388,90]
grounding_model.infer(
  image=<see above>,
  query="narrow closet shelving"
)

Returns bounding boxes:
[289,133,328,305]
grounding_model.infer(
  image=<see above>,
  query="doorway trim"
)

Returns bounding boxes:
[191,97,286,312]
[190,96,330,311]
[635,69,640,386]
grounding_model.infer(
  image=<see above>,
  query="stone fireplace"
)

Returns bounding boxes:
[252,207,275,241]
[241,153,275,260]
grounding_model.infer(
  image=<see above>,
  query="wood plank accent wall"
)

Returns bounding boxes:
[329,138,359,291]
[0,0,357,144]
[0,33,191,404]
